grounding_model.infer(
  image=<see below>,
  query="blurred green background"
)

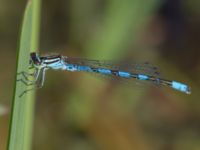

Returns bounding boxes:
[1,0,200,150]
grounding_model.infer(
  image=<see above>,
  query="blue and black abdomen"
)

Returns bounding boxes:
[65,63,191,94]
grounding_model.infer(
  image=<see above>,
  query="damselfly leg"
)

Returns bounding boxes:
[17,70,38,85]
[17,68,46,97]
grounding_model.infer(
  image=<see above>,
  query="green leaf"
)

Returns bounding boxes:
[7,0,41,150]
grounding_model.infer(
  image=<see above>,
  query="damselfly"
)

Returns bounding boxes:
[17,52,191,97]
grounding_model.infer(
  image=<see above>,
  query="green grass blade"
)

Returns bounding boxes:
[7,0,41,150]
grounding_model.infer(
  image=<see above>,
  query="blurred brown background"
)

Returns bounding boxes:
[1,0,200,150]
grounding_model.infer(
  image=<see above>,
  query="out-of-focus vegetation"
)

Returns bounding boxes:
[1,0,200,150]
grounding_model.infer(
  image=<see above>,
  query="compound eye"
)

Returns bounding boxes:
[30,52,41,65]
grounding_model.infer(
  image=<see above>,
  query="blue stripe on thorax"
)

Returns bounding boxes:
[47,61,65,70]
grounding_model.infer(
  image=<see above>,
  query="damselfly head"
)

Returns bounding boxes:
[30,52,41,65]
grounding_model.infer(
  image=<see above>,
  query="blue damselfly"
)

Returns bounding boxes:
[17,52,191,97]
